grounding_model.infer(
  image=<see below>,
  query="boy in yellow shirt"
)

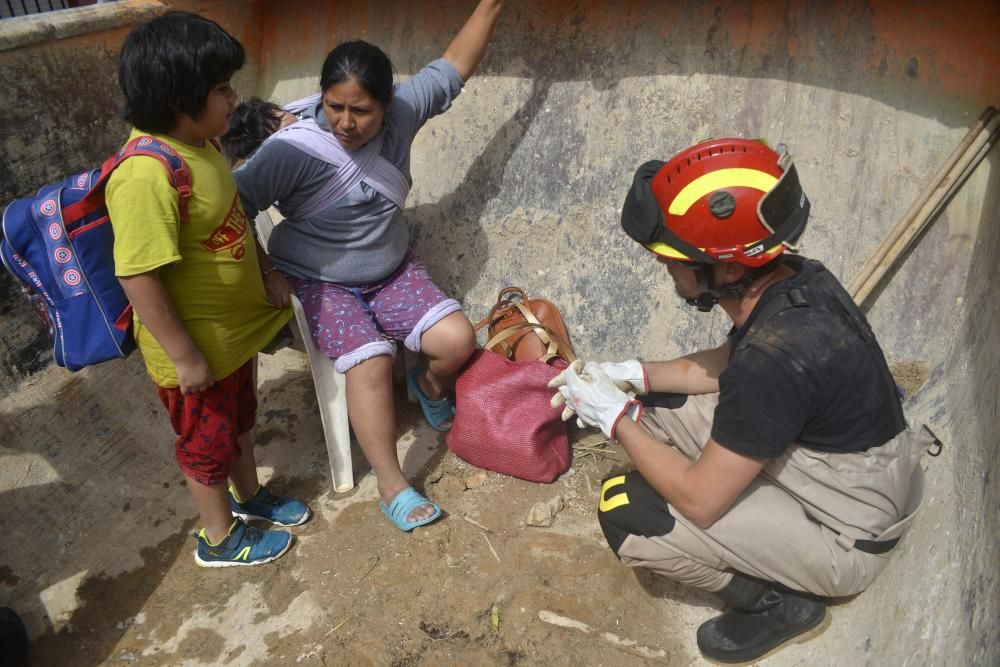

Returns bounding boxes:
[108,12,309,567]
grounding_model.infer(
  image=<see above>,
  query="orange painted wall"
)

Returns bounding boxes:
[252,0,998,111]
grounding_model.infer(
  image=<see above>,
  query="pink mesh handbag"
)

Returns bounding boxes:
[446,322,575,483]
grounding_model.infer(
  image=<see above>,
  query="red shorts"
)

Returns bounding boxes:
[156,359,256,486]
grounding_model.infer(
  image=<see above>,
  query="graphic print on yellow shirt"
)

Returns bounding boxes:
[204,191,251,260]
[107,129,291,387]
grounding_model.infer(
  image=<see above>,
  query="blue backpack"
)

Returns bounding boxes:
[1,136,192,371]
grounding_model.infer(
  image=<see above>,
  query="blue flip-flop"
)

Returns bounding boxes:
[380,486,442,532]
[406,366,455,432]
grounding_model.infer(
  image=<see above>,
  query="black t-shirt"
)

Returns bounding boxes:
[711,256,905,458]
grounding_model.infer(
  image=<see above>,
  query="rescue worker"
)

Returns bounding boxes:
[550,138,936,663]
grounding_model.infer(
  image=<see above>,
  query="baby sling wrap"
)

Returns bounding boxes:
[275,93,410,219]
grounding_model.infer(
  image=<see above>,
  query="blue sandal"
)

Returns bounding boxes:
[406,366,455,432]
[380,486,442,532]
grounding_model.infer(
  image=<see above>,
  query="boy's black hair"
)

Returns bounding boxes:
[221,98,286,160]
[119,11,245,133]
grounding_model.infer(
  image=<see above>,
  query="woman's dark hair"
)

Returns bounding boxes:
[319,40,394,107]
[119,11,245,133]
[221,98,285,160]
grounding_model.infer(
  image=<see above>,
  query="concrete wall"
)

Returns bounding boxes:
[1,0,997,662]
[0,0,261,388]
[932,151,999,665]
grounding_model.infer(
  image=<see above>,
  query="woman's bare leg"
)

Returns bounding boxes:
[418,311,476,402]
[346,355,435,523]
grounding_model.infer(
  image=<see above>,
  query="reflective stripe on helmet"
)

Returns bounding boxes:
[646,239,784,263]
[644,241,691,259]
[622,139,809,269]
[667,168,779,216]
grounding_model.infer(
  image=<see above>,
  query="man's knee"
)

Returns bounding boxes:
[597,471,676,556]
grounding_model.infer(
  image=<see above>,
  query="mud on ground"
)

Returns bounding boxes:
[9,347,928,665]
[4,348,740,666]
[889,360,930,400]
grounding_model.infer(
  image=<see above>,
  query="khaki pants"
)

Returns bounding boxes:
[606,394,930,597]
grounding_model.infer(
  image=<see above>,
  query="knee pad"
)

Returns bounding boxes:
[597,471,676,556]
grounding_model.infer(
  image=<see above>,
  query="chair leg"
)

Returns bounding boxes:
[291,296,354,493]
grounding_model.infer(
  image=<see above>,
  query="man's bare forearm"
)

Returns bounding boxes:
[615,419,766,529]
[642,341,730,395]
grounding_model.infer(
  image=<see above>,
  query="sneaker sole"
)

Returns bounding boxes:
[193,535,293,568]
[230,507,311,527]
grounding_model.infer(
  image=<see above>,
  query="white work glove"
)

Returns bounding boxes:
[598,360,649,395]
[548,360,587,428]
[548,361,643,440]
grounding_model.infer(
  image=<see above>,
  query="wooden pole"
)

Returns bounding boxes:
[848,106,999,305]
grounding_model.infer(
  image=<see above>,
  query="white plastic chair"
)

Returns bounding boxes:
[255,210,354,493]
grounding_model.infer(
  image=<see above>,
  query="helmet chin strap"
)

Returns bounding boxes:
[685,265,753,312]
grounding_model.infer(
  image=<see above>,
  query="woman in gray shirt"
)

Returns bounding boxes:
[234,0,503,532]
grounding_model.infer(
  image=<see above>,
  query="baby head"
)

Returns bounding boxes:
[221,97,297,162]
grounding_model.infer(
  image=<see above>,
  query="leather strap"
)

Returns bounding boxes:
[485,321,576,363]
[511,301,558,359]
[475,286,532,330]
[475,287,565,361]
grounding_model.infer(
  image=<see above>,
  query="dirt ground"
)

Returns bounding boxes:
[2,346,724,667]
[2,345,933,666]
[888,361,929,401]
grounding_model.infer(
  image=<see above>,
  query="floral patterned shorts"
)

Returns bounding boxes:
[286,251,461,373]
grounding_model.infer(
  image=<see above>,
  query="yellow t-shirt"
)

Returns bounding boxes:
[107,130,291,387]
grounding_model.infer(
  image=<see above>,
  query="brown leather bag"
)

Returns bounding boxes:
[474,287,575,363]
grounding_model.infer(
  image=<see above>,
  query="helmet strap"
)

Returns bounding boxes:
[685,265,755,312]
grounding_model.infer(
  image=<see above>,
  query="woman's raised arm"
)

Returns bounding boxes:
[442,0,504,81]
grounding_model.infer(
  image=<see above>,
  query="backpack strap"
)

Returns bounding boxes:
[61,135,193,225]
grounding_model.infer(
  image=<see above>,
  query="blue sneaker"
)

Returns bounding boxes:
[229,485,311,526]
[194,519,292,568]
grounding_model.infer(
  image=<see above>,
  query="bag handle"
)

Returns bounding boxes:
[473,286,533,331]
[508,300,560,359]
[497,286,530,303]
[485,321,576,364]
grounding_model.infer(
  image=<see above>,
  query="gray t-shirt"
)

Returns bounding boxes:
[235,58,464,285]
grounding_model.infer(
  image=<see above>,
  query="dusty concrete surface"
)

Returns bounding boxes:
[0,0,262,388]
[2,1,998,665]
[1,349,711,666]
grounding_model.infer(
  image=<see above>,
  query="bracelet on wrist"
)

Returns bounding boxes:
[262,266,279,278]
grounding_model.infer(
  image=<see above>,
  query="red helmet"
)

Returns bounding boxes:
[621,138,809,267]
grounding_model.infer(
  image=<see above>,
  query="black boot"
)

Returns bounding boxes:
[696,574,827,664]
[0,607,28,667]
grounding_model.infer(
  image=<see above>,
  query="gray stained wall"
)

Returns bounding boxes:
[1,1,997,663]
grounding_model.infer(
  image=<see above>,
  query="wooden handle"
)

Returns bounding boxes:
[848,106,999,305]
